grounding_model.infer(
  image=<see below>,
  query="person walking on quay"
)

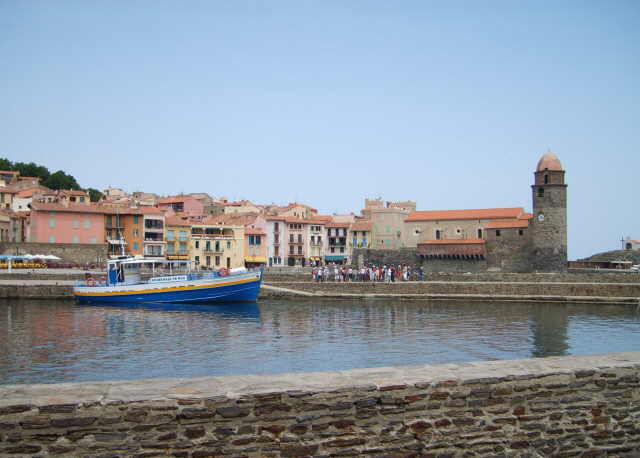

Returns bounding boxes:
[419,266,425,281]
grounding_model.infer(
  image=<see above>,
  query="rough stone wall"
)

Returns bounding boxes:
[267,281,640,299]
[352,248,422,268]
[0,242,108,265]
[531,170,568,272]
[486,226,533,273]
[0,352,639,457]
[420,257,488,273]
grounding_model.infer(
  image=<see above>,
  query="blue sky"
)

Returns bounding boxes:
[1,0,638,260]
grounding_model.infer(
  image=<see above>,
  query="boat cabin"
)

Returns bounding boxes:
[106,257,192,286]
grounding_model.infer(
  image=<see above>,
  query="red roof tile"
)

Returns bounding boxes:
[406,208,524,222]
[419,238,485,245]
[351,221,372,231]
[244,228,265,235]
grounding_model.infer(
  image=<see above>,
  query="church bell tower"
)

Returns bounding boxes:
[531,152,568,271]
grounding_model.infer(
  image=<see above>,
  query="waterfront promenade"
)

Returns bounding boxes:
[0,270,638,304]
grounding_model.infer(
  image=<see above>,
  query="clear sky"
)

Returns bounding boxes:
[2,1,638,260]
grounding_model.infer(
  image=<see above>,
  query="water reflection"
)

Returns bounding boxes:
[1,299,639,385]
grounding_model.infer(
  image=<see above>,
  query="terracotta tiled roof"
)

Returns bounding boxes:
[419,239,485,245]
[310,215,332,222]
[0,187,18,194]
[165,216,191,226]
[17,188,43,198]
[159,196,190,204]
[406,208,525,222]
[30,202,112,214]
[140,206,163,215]
[351,221,372,231]
[519,213,533,220]
[266,216,287,221]
[417,239,486,256]
[485,220,529,229]
[244,228,265,235]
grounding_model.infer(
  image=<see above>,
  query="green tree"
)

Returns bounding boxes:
[0,158,13,170]
[86,187,104,202]
[13,161,50,181]
[44,170,81,190]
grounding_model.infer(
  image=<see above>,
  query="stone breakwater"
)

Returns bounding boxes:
[1,278,639,303]
[0,352,639,457]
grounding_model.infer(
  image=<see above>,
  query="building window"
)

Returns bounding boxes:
[298,234,302,243]
[48,235,56,243]
[195,240,199,249]
[435,230,441,240]
[274,222,279,231]
[167,243,175,254]
[167,230,175,241]
[340,247,344,253]
[496,230,501,237]
[133,229,139,237]
[215,241,220,251]
[79,196,85,203]
[179,242,187,254]
[133,242,139,250]
[518,229,524,236]
[90,237,97,244]
[72,236,80,244]
[290,234,294,242]
[456,228,461,234]
[207,256,211,266]
[49,218,56,228]
[477,228,482,239]
[134,215,139,224]
[84,218,91,229]
[215,256,220,266]
[179,231,187,241]
[227,241,231,249]
[330,247,335,253]
[298,246,302,254]
[195,255,200,264]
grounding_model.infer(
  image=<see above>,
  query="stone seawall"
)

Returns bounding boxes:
[265,281,640,304]
[1,352,639,457]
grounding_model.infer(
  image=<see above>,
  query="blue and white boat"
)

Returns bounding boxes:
[73,257,262,305]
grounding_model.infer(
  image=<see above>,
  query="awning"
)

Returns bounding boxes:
[417,239,486,256]
[245,256,266,263]
[166,255,190,260]
[325,255,345,261]
[107,239,127,245]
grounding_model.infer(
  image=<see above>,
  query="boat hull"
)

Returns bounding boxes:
[73,272,262,305]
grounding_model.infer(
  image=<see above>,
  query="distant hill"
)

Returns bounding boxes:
[578,249,640,264]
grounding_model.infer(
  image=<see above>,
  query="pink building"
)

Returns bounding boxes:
[28,201,106,244]
[158,196,204,217]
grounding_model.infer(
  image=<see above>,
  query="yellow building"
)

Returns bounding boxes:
[190,219,244,270]
[165,217,191,261]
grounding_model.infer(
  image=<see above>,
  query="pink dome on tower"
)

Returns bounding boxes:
[536,152,563,172]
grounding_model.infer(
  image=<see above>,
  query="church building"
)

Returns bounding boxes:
[404,152,567,272]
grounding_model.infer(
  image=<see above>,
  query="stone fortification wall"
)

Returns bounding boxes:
[0,242,108,265]
[266,271,640,284]
[1,352,639,457]
[266,281,640,301]
[485,227,533,273]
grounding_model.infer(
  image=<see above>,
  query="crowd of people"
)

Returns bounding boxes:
[311,264,425,282]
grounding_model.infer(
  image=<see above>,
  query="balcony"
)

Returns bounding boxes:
[203,248,224,254]
[288,252,305,257]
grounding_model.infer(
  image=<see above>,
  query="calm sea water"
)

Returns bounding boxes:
[1,299,640,385]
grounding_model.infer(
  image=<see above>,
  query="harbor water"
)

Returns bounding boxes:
[1,298,640,385]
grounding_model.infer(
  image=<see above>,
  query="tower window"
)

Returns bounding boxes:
[544,174,549,184]
[496,230,501,237]
[538,188,544,197]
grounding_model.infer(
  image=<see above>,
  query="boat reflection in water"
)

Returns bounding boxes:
[76,301,261,319]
